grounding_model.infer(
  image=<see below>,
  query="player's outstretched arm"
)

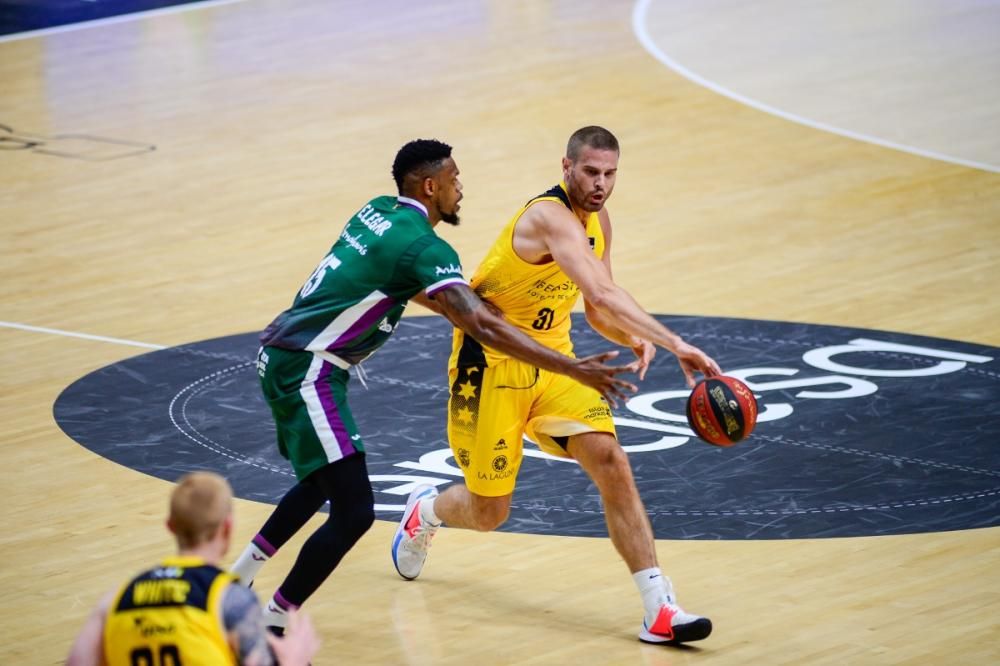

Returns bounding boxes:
[585,300,656,380]
[533,206,721,386]
[431,283,637,406]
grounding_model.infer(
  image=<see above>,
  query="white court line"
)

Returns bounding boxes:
[0,0,250,44]
[0,320,165,349]
[631,0,1000,174]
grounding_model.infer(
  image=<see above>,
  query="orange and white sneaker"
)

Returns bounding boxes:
[639,602,713,644]
[392,484,440,580]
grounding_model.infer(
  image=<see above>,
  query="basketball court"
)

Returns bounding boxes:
[2,1,998,663]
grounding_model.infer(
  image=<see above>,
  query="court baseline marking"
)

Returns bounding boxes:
[0,320,165,349]
[630,0,1000,174]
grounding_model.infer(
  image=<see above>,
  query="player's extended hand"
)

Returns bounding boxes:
[569,350,638,408]
[266,610,320,666]
[626,338,656,381]
[674,341,722,388]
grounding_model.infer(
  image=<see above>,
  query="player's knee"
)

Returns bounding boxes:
[355,503,376,535]
[470,497,510,531]
[593,442,629,471]
[336,502,375,540]
[582,443,635,488]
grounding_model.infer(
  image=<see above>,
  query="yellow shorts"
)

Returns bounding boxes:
[447,356,617,497]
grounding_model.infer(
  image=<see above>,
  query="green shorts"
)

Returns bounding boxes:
[257,346,363,480]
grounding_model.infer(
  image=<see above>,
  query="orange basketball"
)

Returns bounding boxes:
[685,375,758,447]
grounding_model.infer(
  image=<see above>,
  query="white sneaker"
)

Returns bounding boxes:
[639,601,713,644]
[391,484,440,580]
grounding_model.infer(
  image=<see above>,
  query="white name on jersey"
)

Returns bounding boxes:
[357,204,393,236]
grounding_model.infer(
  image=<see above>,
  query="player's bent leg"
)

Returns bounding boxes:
[264,455,375,629]
[230,480,326,586]
[567,432,712,644]
[392,485,513,580]
[435,484,511,532]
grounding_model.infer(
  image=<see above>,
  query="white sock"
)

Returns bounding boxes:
[633,567,672,625]
[262,594,290,629]
[230,542,270,587]
[419,497,442,526]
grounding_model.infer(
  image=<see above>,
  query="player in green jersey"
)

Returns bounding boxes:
[230,139,636,633]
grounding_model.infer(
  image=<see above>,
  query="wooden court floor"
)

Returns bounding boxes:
[1,1,998,664]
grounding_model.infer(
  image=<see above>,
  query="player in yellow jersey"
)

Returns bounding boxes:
[67,472,318,666]
[392,126,722,646]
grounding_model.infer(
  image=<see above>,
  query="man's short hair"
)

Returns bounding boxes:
[392,139,453,193]
[169,472,233,549]
[566,126,620,161]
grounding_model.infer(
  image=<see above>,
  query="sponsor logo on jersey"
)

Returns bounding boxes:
[527,278,577,302]
[340,229,369,255]
[435,263,463,276]
[134,618,177,638]
[255,349,269,378]
[584,404,612,421]
[477,467,515,482]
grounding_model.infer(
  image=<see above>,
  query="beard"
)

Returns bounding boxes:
[440,210,461,225]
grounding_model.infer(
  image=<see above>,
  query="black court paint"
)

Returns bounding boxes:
[54,315,1000,540]
[0,0,207,36]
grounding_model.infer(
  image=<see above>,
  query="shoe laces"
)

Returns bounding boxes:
[406,519,439,552]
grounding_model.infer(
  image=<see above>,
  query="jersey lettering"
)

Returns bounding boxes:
[132,579,190,605]
[356,204,393,236]
[532,307,555,331]
[130,644,182,666]
[300,253,342,298]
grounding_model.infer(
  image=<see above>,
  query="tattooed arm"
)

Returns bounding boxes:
[221,584,275,666]
[429,283,636,405]
[221,586,318,666]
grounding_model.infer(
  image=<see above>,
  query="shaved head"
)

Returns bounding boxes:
[566,125,619,161]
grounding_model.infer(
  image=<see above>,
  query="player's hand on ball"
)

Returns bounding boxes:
[674,341,722,387]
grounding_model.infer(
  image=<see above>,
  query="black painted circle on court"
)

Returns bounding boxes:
[54,315,1000,540]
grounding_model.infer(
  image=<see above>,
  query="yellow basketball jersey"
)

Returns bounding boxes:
[103,556,237,666]
[451,182,604,367]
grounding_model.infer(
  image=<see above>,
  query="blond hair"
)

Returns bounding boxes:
[168,472,233,549]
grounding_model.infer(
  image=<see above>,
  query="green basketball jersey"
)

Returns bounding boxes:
[260,196,466,364]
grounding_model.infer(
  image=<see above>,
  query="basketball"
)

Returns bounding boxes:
[685,375,758,446]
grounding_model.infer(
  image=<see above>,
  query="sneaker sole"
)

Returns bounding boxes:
[391,486,436,580]
[639,617,713,644]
